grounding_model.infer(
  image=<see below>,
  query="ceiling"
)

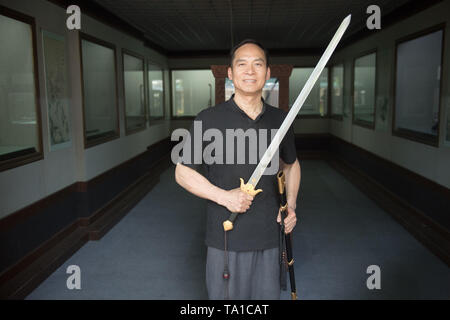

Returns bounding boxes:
[89,0,436,56]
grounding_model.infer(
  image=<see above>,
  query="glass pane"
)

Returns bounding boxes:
[0,14,40,158]
[148,64,164,118]
[123,53,145,131]
[172,70,215,117]
[289,67,328,116]
[395,30,442,137]
[225,77,279,107]
[354,53,376,124]
[81,39,118,140]
[331,64,344,115]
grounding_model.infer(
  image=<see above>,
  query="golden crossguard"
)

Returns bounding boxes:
[222,178,262,231]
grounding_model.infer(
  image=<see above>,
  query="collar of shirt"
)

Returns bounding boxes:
[228,93,267,123]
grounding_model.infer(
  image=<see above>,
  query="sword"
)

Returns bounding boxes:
[223,14,351,232]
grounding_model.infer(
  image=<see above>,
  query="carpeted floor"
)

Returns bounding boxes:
[26,160,450,300]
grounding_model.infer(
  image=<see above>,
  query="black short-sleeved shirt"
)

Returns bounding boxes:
[179,95,297,251]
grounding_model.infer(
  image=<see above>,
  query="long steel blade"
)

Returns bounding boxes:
[248,14,351,187]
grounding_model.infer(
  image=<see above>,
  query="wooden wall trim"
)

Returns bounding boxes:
[328,134,450,266]
[329,135,450,199]
[0,154,171,299]
[0,183,79,232]
[327,153,450,266]
[0,216,84,292]
[0,137,171,232]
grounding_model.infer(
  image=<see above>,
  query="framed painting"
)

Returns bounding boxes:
[42,30,71,151]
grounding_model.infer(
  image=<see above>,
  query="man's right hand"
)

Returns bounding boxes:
[220,188,254,213]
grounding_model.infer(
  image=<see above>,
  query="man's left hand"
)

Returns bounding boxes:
[276,206,297,234]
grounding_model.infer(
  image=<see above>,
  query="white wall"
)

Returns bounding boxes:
[0,0,171,219]
[329,1,450,189]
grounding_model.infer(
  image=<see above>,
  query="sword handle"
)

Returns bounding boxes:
[223,178,263,231]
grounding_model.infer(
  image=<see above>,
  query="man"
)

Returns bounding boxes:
[175,39,301,300]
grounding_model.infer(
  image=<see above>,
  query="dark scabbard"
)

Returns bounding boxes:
[277,170,297,300]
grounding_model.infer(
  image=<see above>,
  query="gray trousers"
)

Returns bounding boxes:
[206,246,280,300]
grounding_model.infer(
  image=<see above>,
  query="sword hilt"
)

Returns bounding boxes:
[277,170,289,222]
[223,178,263,231]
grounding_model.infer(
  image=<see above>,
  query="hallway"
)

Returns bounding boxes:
[26,160,450,300]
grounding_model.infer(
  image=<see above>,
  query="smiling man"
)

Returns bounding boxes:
[175,39,301,300]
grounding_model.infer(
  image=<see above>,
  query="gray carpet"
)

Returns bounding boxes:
[26,160,450,299]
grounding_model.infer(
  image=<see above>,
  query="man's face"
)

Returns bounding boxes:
[228,43,270,96]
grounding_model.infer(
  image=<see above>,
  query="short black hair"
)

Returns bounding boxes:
[229,39,270,68]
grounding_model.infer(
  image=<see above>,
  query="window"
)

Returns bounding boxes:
[171,70,215,117]
[148,63,164,119]
[289,67,328,117]
[394,26,444,146]
[0,8,43,171]
[331,64,344,119]
[80,33,119,147]
[225,77,279,107]
[123,50,146,133]
[353,52,376,128]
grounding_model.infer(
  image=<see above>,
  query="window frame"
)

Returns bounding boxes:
[147,60,165,121]
[121,48,147,135]
[0,5,44,172]
[392,23,445,147]
[351,49,378,130]
[79,32,120,148]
